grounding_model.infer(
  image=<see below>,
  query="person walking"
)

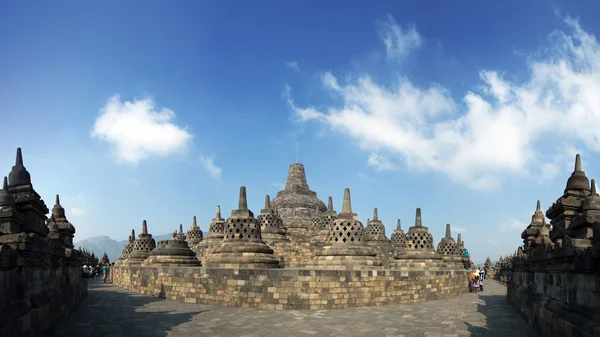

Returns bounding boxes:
[102,264,109,283]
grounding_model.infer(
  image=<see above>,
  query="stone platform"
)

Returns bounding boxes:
[113,265,468,310]
[52,279,537,337]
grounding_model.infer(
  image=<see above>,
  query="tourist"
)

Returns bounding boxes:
[82,265,88,278]
[479,273,484,292]
[480,268,485,281]
[102,264,109,283]
[473,276,480,293]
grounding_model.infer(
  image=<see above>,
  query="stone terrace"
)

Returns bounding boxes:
[53,278,536,337]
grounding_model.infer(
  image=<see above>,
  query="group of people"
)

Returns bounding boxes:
[462,248,487,293]
[469,268,486,293]
[82,264,110,283]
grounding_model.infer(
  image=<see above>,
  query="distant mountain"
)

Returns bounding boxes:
[74,232,200,263]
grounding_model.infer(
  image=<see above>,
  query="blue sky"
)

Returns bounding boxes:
[2,1,600,263]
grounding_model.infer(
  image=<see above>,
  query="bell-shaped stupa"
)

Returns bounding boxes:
[126,220,156,265]
[312,188,381,270]
[206,187,281,268]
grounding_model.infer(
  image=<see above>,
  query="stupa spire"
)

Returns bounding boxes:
[131,229,135,241]
[192,216,197,227]
[396,219,402,230]
[16,147,23,166]
[592,179,598,195]
[415,208,422,227]
[575,153,582,172]
[239,186,248,210]
[142,220,148,234]
[445,223,451,238]
[341,188,352,214]
[216,205,221,219]
[55,194,60,206]
[373,208,379,221]
[327,196,333,211]
[179,224,183,234]
[457,233,462,245]
[264,195,271,209]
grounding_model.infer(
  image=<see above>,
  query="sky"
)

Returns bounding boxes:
[1,1,600,264]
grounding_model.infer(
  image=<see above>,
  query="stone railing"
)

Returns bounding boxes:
[113,266,468,310]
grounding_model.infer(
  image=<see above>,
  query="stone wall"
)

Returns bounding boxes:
[113,266,468,310]
[0,244,87,336]
[507,242,600,337]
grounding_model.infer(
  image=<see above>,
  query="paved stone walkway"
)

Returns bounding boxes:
[52,279,537,337]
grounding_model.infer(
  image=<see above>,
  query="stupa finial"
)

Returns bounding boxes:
[239,186,248,210]
[415,208,422,227]
[445,223,451,238]
[341,188,352,214]
[373,208,378,221]
[327,196,333,211]
[396,219,401,230]
[142,220,148,234]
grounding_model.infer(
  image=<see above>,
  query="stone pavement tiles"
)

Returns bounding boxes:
[52,279,537,337]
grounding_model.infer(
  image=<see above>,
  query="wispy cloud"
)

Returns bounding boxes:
[200,155,222,179]
[367,153,396,172]
[285,60,301,72]
[91,95,192,164]
[64,194,86,217]
[500,218,528,233]
[488,239,499,245]
[288,15,600,190]
[377,14,422,59]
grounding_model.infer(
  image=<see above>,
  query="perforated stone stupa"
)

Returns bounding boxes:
[185,216,203,246]
[363,208,393,266]
[256,195,290,265]
[394,208,443,269]
[390,219,406,251]
[310,196,337,248]
[436,223,462,267]
[194,205,225,264]
[126,220,156,265]
[312,188,381,270]
[205,186,281,268]
[144,230,200,267]
[116,229,135,265]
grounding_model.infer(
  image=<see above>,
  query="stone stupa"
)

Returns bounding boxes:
[144,229,200,267]
[193,206,225,264]
[363,208,393,267]
[312,188,382,270]
[205,186,281,269]
[393,208,443,270]
[126,220,156,265]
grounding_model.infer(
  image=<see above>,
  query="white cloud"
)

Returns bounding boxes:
[367,153,396,171]
[286,61,301,72]
[91,95,193,164]
[288,16,600,190]
[64,194,86,217]
[200,155,222,179]
[378,14,422,59]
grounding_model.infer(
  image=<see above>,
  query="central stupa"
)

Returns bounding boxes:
[271,163,326,230]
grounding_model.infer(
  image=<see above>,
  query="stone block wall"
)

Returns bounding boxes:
[507,242,600,337]
[113,266,468,310]
[0,246,87,337]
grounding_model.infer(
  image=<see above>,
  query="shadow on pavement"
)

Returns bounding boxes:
[51,279,207,337]
[465,289,538,337]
